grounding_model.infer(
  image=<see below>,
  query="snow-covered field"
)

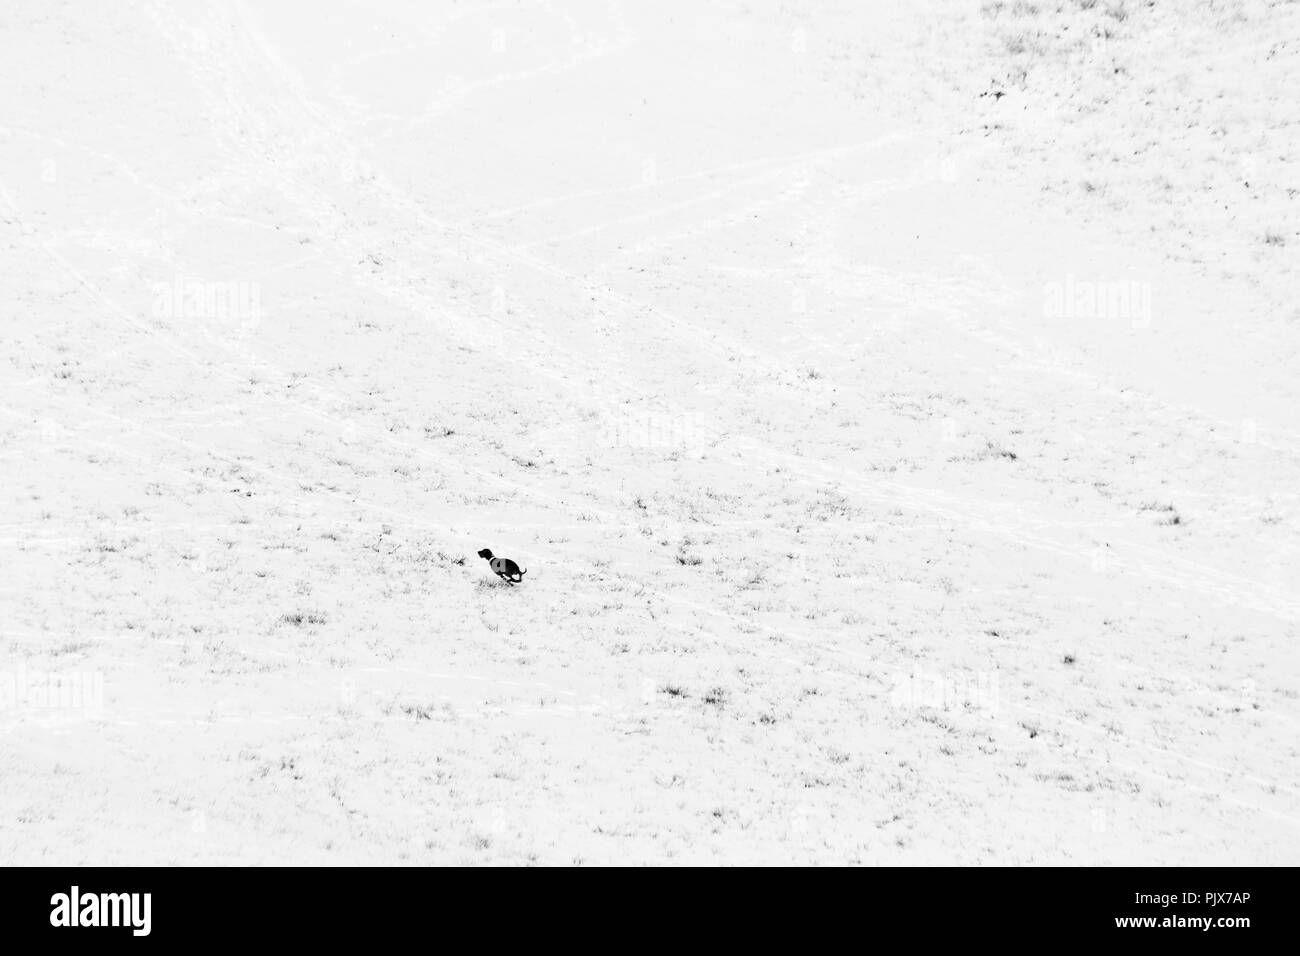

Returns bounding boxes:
[2,0,1296,864]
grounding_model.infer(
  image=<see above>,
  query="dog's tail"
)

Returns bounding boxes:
[517,569,527,578]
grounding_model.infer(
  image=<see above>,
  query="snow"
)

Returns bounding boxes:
[1,0,1296,864]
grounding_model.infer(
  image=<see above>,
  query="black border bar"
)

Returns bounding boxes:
[0,866,1287,945]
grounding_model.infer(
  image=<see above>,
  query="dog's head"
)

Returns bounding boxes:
[477,548,493,560]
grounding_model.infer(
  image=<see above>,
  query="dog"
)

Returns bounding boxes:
[477,548,526,585]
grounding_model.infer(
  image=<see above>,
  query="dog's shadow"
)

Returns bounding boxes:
[475,577,516,592]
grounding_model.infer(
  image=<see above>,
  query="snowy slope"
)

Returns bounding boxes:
[1,0,1296,864]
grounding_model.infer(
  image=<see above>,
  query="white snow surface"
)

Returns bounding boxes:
[1,0,1297,864]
